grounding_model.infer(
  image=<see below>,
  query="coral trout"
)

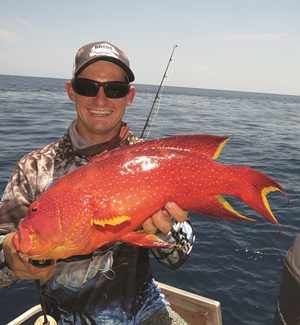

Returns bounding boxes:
[13,135,286,261]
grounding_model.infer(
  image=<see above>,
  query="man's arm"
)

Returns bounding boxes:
[0,235,18,286]
[0,164,55,286]
[2,233,55,282]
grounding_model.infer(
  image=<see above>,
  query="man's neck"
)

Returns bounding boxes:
[68,120,131,156]
[76,124,121,145]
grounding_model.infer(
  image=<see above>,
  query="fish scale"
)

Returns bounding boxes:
[13,135,287,261]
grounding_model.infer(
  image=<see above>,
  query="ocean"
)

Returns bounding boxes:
[0,74,299,324]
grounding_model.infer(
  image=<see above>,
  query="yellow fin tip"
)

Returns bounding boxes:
[213,137,230,160]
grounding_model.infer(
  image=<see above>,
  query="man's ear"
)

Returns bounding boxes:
[126,86,136,106]
[66,81,76,102]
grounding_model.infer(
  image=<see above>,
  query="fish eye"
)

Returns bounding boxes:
[31,207,38,212]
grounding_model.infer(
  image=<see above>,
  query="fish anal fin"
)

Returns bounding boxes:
[121,230,175,248]
[193,195,256,222]
[215,195,256,222]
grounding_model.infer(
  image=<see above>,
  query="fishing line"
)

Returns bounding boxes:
[143,60,175,140]
[35,280,51,325]
[140,45,178,140]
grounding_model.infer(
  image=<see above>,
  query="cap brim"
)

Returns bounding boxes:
[74,56,135,82]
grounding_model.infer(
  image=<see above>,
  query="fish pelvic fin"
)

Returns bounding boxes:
[121,230,175,248]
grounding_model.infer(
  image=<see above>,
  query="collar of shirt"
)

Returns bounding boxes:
[68,120,131,157]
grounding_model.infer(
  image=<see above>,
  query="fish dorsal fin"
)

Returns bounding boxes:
[89,135,230,163]
[149,135,230,160]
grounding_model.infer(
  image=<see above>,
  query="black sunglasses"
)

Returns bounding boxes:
[71,78,130,98]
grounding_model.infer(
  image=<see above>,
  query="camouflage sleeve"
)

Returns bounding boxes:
[0,162,36,287]
[0,163,35,235]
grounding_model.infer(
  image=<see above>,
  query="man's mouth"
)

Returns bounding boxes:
[89,109,112,116]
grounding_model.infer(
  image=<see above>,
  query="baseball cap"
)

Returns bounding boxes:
[73,41,135,82]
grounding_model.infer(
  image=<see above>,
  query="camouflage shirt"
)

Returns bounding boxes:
[0,122,172,324]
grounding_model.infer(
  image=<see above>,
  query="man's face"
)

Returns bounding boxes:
[67,61,135,144]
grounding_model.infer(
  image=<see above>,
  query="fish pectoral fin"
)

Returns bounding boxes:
[121,230,175,248]
[91,215,131,227]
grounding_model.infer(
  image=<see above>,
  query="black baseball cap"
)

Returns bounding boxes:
[73,41,135,82]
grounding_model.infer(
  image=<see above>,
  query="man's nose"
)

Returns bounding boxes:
[94,86,108,105]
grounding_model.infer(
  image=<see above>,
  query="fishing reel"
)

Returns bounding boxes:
[151,219,195,270]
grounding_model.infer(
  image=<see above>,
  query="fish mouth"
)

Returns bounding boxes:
[13,228,52,261]
[12,232,20,251]
[13,229,34,256]
[29,258,54,268]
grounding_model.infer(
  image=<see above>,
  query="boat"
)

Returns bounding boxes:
[7,282,222,325]
[158,282,222,325]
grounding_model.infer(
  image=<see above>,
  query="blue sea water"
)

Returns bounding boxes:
[0,74,299,324]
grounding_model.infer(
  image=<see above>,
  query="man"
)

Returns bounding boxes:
[0,41,192,324]
[274,235,300,324]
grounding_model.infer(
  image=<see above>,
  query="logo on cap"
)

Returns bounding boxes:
[89,43,119,59]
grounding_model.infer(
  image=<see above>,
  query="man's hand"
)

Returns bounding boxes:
[2,233,55,280]
[142,202,188,234]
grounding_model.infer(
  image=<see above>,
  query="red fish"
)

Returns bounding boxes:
[13,135,286,261]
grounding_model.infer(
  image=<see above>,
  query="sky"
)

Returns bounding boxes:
[1,0,300,96]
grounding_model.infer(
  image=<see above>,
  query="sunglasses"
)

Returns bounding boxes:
[71,78,130,98]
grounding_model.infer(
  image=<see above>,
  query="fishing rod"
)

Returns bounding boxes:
[140,44,178,139]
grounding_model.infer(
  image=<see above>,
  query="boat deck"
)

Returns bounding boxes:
[158,282,222,325]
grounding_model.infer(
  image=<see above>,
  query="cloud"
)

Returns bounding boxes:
[0,27,22,42]
[0,18,34,42]
[211,32,289,42]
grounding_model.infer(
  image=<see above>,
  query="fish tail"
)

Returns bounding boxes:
[238,166,287,224]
